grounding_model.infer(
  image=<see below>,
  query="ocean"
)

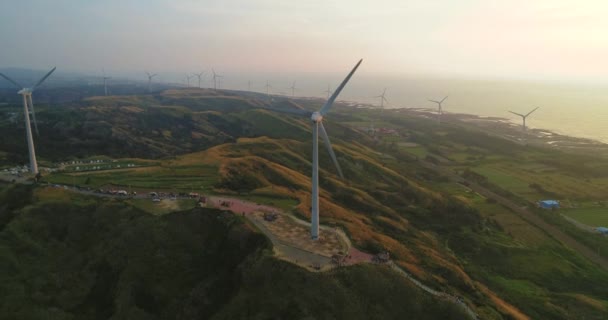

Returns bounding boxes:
[218,73,608,144]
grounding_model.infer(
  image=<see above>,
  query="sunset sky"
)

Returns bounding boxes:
[1,0,607,82]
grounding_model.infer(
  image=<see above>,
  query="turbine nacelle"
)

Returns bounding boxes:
[311,112,323,123]
[18,88,33,94]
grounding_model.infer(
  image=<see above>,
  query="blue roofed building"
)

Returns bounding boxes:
[597,227,608,235]
[539,200,560,209]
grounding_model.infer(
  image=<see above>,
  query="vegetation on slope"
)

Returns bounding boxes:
[0,184,469,320]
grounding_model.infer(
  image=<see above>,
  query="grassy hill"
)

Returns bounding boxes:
[0,184,468,320]
[2,87,608,318]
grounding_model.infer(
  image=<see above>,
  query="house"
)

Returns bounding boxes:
[539,200,560,209]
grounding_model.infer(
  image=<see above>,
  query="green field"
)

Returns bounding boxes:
[562,207,608,227]
[43,164,219,192]
[127,198,197,215]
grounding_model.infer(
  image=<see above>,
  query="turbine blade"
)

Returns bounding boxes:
[525,107,539,117]
[509,111,525,117]
[32,67,56,91]
[0,72,23,89]
[27,95,39,135]
[428,99,440,104]
[319,59,363,115]
[382,88,387,96]
[319,122,344,179]
[440,95,448,103]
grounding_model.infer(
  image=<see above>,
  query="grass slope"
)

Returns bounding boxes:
[0,184,469,320]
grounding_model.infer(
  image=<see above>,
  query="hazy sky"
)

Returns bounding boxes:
[1,0,608,82]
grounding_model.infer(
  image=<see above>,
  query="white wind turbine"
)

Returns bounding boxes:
[509,107,539,132]
[212,69,223,91]
[289,81,297,97]
[323,84,331,99]
[265,80,272,97]
[145,71,157,93]
[194,71,205,88]
[0,67,56,174]
[263,59,362,239]
[102,68,111,96]
[374,88,388,112]
[428,95,448,123]
[185,74,193,87]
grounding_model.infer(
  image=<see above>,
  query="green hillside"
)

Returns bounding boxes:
[2,88,608,319]
[0,184,468,320]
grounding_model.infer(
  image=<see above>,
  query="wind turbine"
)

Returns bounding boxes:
[262,59,362,239]
[428,95,448,123]
[265,81,272,97]
[0,67,56,174]
[185,74,193,87]
[248,80,251,91]
[323,84,331,99]
[289,81,297,97]
[509,107,539,132]
[194,71,205,88]
[145,71,157,93]
[374,88,388,112]
[102,68,111,96]
[212,69,222,91]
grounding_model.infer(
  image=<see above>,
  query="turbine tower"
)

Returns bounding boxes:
[374,88,388,112]
[194,71,205,88]
[145,71,157,93]
[0,67,56,174]
[265,81,272,97]
[509,107,539,132]
[261,59,362,239]
[102,68,111,96]
[428,95,448,123]
[289,81,297,97]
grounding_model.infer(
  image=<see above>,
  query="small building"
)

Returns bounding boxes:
[597,227,608,235]
[539,200,560,209]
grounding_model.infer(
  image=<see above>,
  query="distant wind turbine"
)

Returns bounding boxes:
[248,80,251,91]
[509,107,539,132]
[212,69,222,91]
[185,74,193,87]
[428,95,448,123]
[102,68,111,96]
[374,88,388,112]
[289,81,297,97]
[145,71,157,93]
[0,67,56,174]
[323,84,331,99]
[261,59,362,239]
[265,80,272,96]
[194,71,205,88]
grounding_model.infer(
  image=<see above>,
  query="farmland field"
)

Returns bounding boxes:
[562,207,608,227]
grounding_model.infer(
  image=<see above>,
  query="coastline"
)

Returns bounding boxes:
[334,98,608,153]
